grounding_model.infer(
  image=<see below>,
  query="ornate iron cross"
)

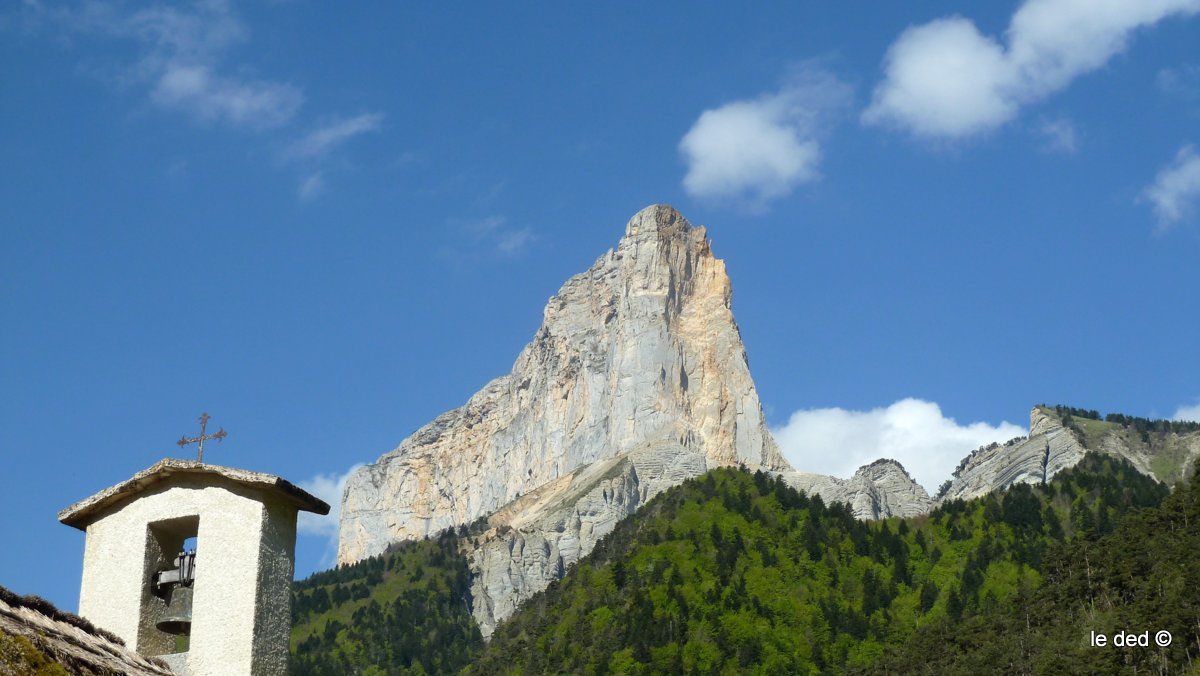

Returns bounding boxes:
[177,412,227,463]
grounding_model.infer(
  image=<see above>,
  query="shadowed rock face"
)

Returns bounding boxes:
[338,205,790,565]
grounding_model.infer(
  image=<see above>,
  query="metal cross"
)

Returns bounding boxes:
[177,412,227,463]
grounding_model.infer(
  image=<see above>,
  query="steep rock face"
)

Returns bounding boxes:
[782,459,932,520]
[940,407,1084,503]
[339,205,790,565]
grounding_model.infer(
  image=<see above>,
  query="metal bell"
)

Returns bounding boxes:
[156,585,193,635]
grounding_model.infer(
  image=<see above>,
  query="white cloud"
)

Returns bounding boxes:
[296,464,362,568]
[297,465,362,537]
[864,0,1200,139]
[298,171,325,201]
[286,113,385,160]
[1141,145,1200,228]
[679,65,851,206]
[863,18,1016,139]
[1035,117,1079,153]
[772,398,1026,493]
[41,0,303,129]
[1173,401,1200,422]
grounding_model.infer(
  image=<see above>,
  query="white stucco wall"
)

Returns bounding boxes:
[77,477,298,676]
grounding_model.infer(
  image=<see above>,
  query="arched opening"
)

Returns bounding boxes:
[138,515,199,655]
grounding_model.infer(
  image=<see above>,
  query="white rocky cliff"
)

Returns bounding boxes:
[783,459,932,520]
[339,205,791,565]
[938,407,1086,503]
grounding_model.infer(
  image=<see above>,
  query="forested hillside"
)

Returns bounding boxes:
[290,453,1191,674]
[289,534,482,675]
[468,454,1166,674]
[869,460,1200,674]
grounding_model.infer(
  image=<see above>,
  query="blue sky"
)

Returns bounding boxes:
[3,1,1199,611]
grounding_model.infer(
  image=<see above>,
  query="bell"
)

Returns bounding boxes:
[156,585,193,635]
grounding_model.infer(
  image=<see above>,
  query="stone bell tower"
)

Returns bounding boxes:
[58,451,329,675]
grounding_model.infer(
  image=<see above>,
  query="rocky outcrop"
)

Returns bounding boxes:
[339,205,790,565]
[939,408,1085,503]
[782,459,932,520]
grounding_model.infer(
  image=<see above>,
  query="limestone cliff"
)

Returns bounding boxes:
[939,408,1084,503]
[782,459,932,520]
[339,205,790,565]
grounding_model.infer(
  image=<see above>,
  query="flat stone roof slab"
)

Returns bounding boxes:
[58,459,330,530]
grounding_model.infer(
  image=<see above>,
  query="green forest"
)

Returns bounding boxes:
[290,453,1198,674]
[289,534,482,675]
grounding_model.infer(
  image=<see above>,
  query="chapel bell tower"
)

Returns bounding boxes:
[58,417,329,675]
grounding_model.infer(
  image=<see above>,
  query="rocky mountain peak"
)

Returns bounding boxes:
[618,204,711,257]
[338,205,788,566]
[939,406,1081,503]
[781,458,932,521]
[1029,405,1060,437]
[854,458,916,483]
[337,205,965,633]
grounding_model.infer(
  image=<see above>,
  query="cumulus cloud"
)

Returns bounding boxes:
[772,398,1026,493]
[296,464,362,567]
[1173,401,1200,422]
[679,65,851,206]
[38,0,303,129]
[296,465,361,536]
[286,113,385,160]
[1141,145,1200,228]
[864,0,1200,139]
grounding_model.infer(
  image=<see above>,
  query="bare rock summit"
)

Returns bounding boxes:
[782,459,932,520]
